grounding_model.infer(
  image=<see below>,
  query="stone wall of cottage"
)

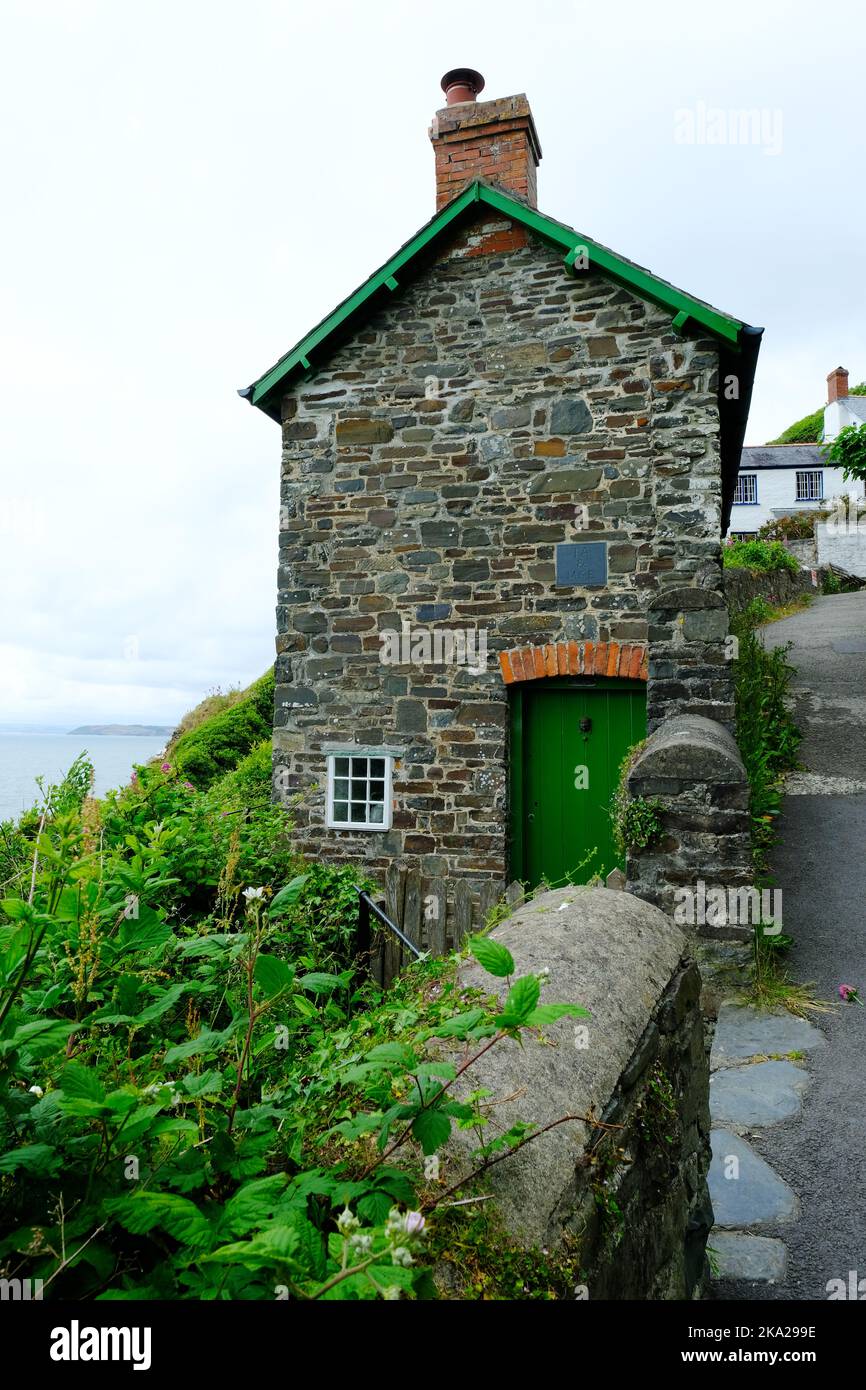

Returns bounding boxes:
[273,212,733,933]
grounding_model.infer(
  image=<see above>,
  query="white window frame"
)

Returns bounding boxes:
[796,470,823,502]
[730,531,758,541]
[734,473,758,505]
[326,752,393,831]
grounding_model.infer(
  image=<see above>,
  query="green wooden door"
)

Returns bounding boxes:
[509,678,646,889]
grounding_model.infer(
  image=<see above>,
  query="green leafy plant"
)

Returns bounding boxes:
[765,408,824,445]
[169,671,275,790]
[739,596,775,626]
[722,539,799,575]
[610,743,664,857]
[822,569,843,595]
[823,420,866,483]
[0,752,591,1301]
[730,610,802,871]
[757,514,815,542]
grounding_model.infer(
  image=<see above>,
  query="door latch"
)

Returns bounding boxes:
[580,717,592,734]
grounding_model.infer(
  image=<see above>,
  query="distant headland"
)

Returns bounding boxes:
[67,725,176,737]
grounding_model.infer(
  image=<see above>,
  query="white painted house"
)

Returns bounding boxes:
[730,366,866,537]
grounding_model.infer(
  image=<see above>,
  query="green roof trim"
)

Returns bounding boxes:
[241,181,750,419]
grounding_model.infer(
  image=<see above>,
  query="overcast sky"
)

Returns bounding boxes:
[1,0,864,726]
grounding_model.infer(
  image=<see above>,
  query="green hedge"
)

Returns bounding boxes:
[171,669,274,790]
[723,539,799,575]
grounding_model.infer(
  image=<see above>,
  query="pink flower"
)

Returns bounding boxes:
[404,1212,425,1236]
[839,984,863,1005]
[161,762,171,773]
[130,770,138,783]
[183,781,194,791]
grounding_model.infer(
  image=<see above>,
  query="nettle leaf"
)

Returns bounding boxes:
[136,981,188,1024]
[0,1143,61,1176]
[363,1263,417,1294]
[374,1166,416,1205]
[298,970,350,995]
[253,953,295,998]
[427,1010,486,1040]
[328,1112,384,1141]
[495,974,541,1028]
[220,1174,290,1238]
[412,1107,451,1155]
[115,906,173,956]
[339,1062,385,1085]
[115,974,142,1015]
[37,982,66,1012]
[182,1069,224,1097]
[103,1089,140,1115]
[104,1191,214,1249]
[205,1223,302,1270]
[62,1063,106,1104]
[357,1189,391,1225]
[95,1103,163,1140]
[525,1003,590,1026]
[268,875,309,917]
[210,1130,271,1180]
[177,934,241,960]
[412,1062,457,1082]
[441,1099,475,1122]
[164,1023,236,1065]
[0,897,38,923]
[468,934,515,978]
[365,1042,417,1069]
[1,1019,76,1057]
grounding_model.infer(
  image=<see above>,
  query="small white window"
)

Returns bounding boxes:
[734,473,757,505]
[326,753,393,830]
[796,470,823,501]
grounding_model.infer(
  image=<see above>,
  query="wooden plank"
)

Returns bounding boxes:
[425,877,447,957]
[383,865,407,985]
[403,871,422,958]
[505,879,524,907]
[369,936,385,988]
[453,880,472,948]
[477,881,497,931]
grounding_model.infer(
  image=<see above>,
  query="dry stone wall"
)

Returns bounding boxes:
[437,887,712,1300]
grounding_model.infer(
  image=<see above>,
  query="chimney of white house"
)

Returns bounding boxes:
[824,365,852,443]
[429,68,542,211]
[827,366,849,403]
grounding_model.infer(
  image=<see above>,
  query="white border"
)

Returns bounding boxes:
[325,752,394,831]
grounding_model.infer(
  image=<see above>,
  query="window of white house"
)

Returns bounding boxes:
[734,473,758,505]
[730,531,758,541]
[796,470,823,502]
[326,754,393,830]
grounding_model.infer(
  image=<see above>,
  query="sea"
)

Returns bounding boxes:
[0,733,170,824]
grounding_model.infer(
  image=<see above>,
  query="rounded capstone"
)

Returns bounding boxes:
[444,885,688,1248]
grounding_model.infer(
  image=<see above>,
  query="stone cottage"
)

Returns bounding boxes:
[241,69,762,940]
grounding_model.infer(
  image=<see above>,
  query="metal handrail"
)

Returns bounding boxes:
[356,888,423,960]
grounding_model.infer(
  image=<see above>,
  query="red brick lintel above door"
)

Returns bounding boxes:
[500,641,649,683]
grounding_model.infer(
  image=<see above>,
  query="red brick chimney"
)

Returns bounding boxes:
[429,68,542,211]
[827,366,849,403]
